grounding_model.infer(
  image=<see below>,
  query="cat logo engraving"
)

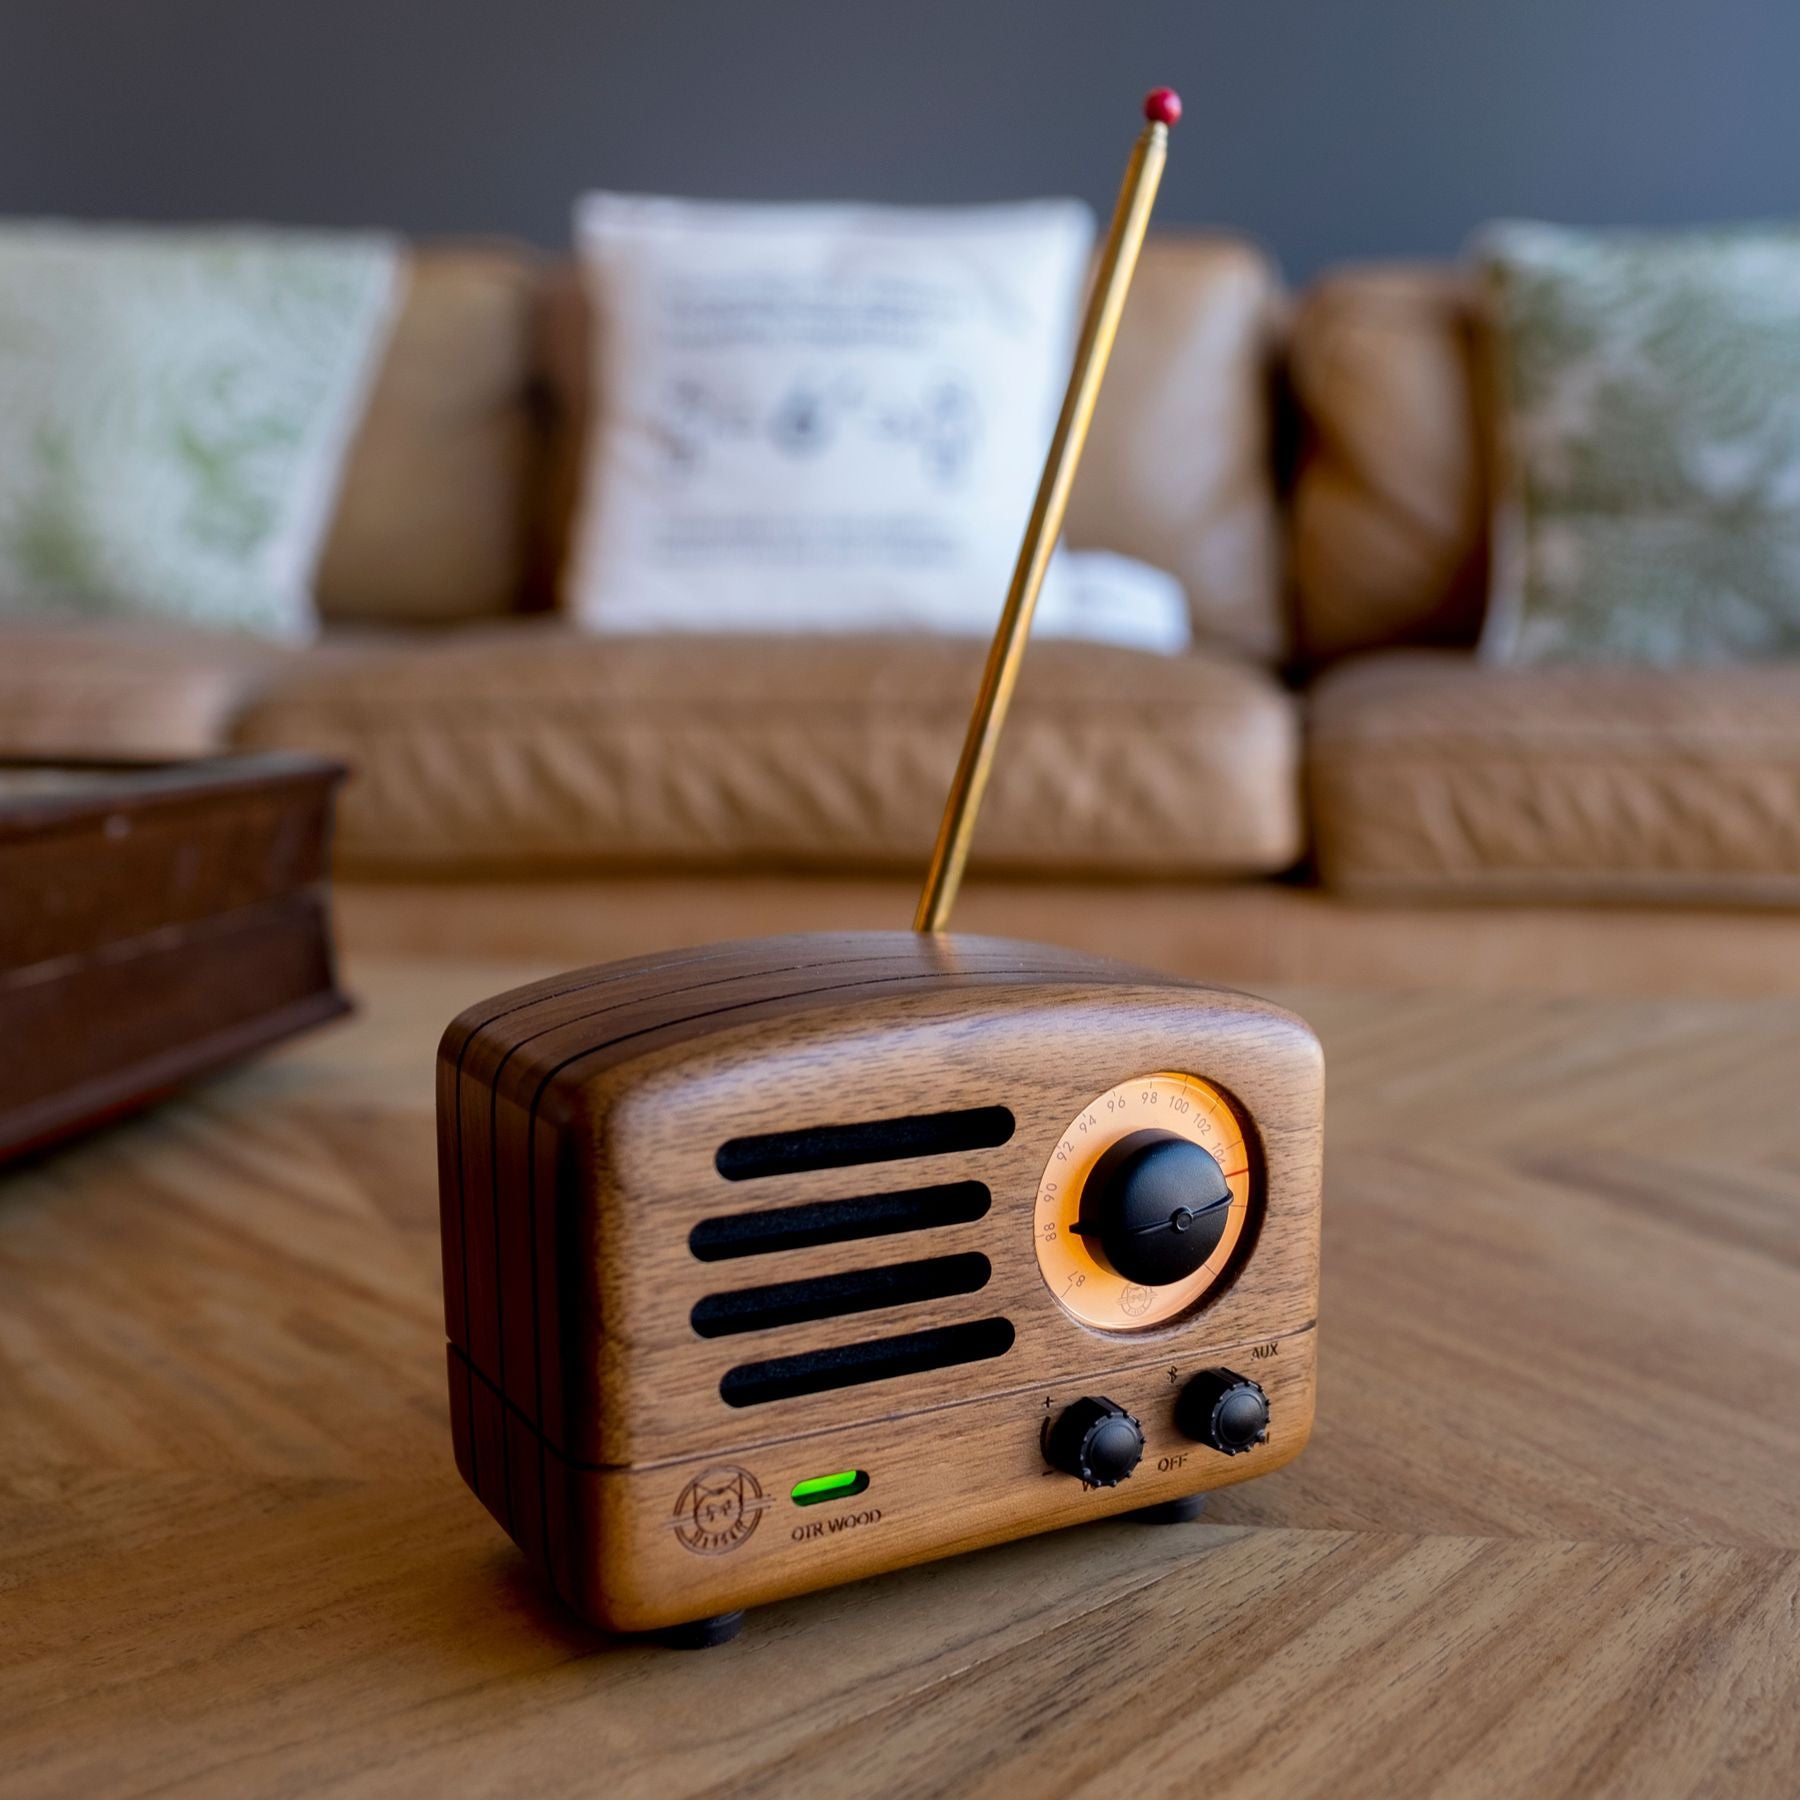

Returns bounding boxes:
[669,1465,770,1556]
[1118,1283,1153,1318]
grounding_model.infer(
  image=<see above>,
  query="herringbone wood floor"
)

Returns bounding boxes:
[2,960,1797,1797]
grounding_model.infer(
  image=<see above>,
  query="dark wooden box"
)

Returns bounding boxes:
[0,754,351,1162]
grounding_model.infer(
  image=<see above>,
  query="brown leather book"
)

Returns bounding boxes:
[0,753,350,1162]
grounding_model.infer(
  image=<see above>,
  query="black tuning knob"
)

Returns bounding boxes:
[1074,1129,1233,1287]
[1045,1396,1144,1486]
[1177,1368,1269,1455]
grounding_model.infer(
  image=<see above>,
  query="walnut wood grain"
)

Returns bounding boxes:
[3,962,1798,1797]
[437,931,1324,1629]
[459,1325,1316,1632]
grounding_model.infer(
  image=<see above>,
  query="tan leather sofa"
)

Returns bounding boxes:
[6,238,1800,994]
[1289,266,1800,912]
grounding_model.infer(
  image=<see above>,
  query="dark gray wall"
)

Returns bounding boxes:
[3,0,1794,281]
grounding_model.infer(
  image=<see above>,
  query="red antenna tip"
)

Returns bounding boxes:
[1143,87,1182,127]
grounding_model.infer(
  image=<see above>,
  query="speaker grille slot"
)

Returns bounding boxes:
[691,1252,991,1339]
[688,1180,991,1262]
[715,1105,1014,1182]
[718,1318,1015,1407]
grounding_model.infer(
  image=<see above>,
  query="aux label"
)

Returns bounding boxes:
[793,1508,883,1543]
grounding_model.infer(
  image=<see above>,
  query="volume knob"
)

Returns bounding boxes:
[1045,1396,1144,1487]
[1177,1368,1269,1455]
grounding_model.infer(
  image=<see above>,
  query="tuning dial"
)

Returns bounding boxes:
[1045,1396,1144,1486]
[1075,1129,1234,1286]
[1177,1369,1269,1455]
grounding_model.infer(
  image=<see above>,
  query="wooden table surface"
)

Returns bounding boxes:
[4,958,1798,1798]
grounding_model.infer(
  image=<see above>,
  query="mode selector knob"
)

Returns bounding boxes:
[1177,1368,1270,1455]
[1045,1396,1144,1486]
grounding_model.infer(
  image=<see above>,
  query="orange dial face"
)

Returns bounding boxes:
[1035,1071,1253,1331]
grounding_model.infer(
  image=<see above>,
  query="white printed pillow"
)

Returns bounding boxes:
[0,223,401,639]
[565,194,1096,636]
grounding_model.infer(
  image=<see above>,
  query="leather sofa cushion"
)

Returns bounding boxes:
[1288,267,1491,663]
[233,627,1303,878]
[538,234,1290,662]
[0,622,284,757]
[315,246,540,625]
[1309,651,1800,901]
[1061,235,1287,661]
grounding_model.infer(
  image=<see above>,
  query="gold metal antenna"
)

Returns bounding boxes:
[913,87,1181,933]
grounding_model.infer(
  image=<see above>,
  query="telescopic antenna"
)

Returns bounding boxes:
[912,86,1181,933]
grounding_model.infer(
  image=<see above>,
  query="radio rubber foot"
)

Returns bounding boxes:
[650,1610,745,1650]
[1126,1493,1209,1525]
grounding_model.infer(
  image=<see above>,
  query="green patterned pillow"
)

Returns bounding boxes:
[1479,221,1800,664]
[0,223,400,638]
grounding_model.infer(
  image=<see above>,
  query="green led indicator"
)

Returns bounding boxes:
[790,1469,870,1507]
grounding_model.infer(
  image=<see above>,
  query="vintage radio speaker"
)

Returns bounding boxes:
[437,90,1323,1648]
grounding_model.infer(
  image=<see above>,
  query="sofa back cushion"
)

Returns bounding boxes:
[315,245,541,625]
[1062,234,1286,660]
[1288,265,1492,663]
[538,232,1289,660]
